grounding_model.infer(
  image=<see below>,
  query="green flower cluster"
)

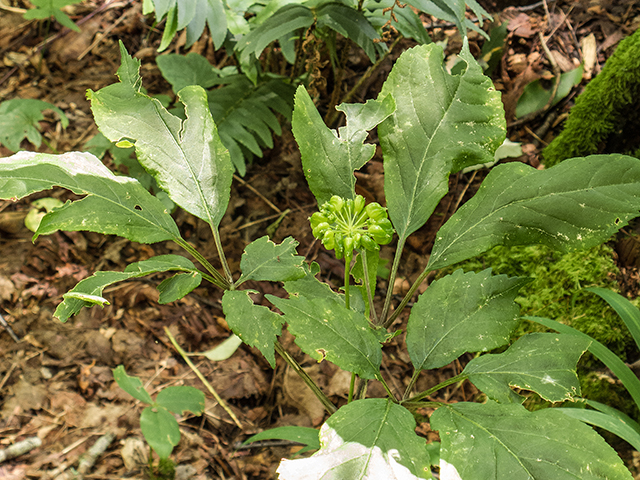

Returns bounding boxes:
[309,195,394,260]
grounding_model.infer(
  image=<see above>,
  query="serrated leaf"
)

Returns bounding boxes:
[157,271,202,303]
[464,333,589,403]
[112,365,153,404]
[244,426,320,455]
[431,401,633,480]
[238,235,305,284]
[55,255,199,321]
[428,154,640,271]
[277,399,431,479]
[156,386,205,415]
[0,151,180,247]
[140,406,180,459]
[379,41,505,242]
[293,86,395,204]
[316,4,379,62]
[156,52,221,93]
[89,41,233,228]
[406,269,528,371]
[222,290,284,368]
[0,98,69,152]
[266,294,382,379]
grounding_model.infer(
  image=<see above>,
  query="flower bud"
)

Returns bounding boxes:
[310,212,329,230]
[361,234,377,251]
[329,196,344,213]
[366,202,387,222]
[354,195,365,214]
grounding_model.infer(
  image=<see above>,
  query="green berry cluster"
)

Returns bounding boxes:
[309,195,394,260]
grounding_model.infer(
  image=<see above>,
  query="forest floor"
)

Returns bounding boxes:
[1,0,640,479]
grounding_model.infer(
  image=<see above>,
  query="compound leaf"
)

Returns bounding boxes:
[0,151,180,247]
[266,293,382,379]
[277,398,431,479]
[238,235,306,284]
[156,385,205,415]
[429,154,640,271]
[293,86,395,204]
[89,41,233,228]
[464,333,590,403]
[406,269,528,371]
[431,401,632,480]
[0,98,68,152]
[221,290,284,368]
[379,41,505,242]
[316,3,379,62]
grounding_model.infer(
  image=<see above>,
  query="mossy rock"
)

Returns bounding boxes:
[542,28,640,166]
[441,243,639,418]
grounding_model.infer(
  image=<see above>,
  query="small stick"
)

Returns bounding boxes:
[0,312,20,343]
[233,174,281,214]
[0,437,42,463]
[76,433,116,477]
[164,327,243,428]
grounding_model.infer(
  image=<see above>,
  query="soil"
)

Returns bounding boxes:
[1,1,640,479]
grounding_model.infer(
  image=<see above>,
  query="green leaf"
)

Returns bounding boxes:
[0,98,69,152]
[244,426,320,455]
[207,76,295,175]
[378,41,505,242]
[277,399,431,479]
[0,151,181,246]
[157,271,202,303]
[431,401,632,480]
[406,269,528,371]
[23,0,81,32]
[238,235,306,284]
[140,406,181,459]
[266,293,382,379]
[293,86,395,205]
[222,290,284,368]
[316,4,379,62]
[429,154,640,271]
[585,287,640,351]
[516,66,583,118]
[112,365,153,404]
[24,197,64,232]
[464,333,589,403]
[197,334,243,361]
[525,316,640,413]
[156,386,205,415]
[89,41,234,228]
[557,406,640,452]
[156,52,221,93]
[158,6,179,52]
[237,5,314,62]
[55,255,199,321]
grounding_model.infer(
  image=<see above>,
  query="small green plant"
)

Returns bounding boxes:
[0,98,68,152]
[23,0,82,32]
[113,366,205,459]
[3,39,640,478]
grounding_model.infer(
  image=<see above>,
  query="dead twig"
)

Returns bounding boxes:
[0,437,42,463]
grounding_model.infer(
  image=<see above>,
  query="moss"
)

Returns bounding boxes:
[440,243,640,417]
[542,28,640,166]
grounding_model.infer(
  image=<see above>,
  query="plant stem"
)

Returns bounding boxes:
[212,226,234,286]
[376,373,398,402]
[402,401,444,412]
[383,264,431,329]
[348,372,356,402]
[379,237,406,326]
[175,238,229,289]
[361,249,378,324]
[402,373,468,404]
[164,327,242,428]
[275,342,337,415]
[344,255,351,310]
